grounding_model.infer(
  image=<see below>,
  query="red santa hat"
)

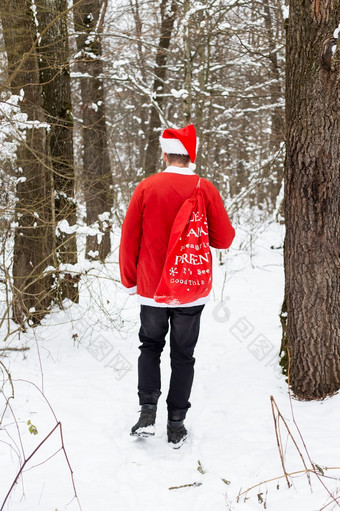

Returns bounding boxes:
[160,124,197,163]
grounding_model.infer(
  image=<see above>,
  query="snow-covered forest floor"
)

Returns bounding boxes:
[1,220,340,511]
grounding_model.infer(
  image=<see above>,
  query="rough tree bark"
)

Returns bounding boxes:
[37,0,79,302]
[283,0,340,399]
[1,0,55,325]
[144,0,177,176]
[73,0,112,261]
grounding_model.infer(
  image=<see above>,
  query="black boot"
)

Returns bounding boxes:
[167,419,187,448]
[131,404,157,437]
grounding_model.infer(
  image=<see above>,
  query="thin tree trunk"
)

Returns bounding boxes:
[283,0,340,399]
[260,0,284,206]
[182,0,192,124]
[130,0,148,170]
[73,0,112,261]
[1,0,54,325]
[37,0,79,302]
[144,0,177,176]
[194,4,211,174]
[263,0,283,153]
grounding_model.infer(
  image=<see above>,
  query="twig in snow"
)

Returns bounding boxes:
[270,395,310,489]
[0,347,29,352]
[237,466,340,503]
[0,379,82,511]
[286,350,340,508]
[0,420,82,511]
[169,482,202,490]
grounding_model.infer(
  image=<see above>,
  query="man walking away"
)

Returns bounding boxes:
[119,124,235,447]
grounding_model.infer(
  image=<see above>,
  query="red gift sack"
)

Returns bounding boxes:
[154,178,212,305]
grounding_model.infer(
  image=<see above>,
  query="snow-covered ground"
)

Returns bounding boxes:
[1,221,340,511]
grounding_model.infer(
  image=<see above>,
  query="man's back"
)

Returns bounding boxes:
[119,165,235,303]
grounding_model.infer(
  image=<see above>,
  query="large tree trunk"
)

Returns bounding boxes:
[283,0,340,399]
[1,0,55,326]
[73,0,112,261]
[143,0,177,176]
[37,0,79,303]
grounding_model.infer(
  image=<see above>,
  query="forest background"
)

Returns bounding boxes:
[0,0,286,327]
[0,0,339,509]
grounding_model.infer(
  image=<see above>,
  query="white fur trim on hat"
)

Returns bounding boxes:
[160,137,188,155]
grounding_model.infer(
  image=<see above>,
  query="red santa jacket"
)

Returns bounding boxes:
[119,166,235,307]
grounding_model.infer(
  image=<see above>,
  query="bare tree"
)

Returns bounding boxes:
[106,0,285,215]
[73,0,113,261]
[143,0,177,176]
[1,0,55,325]
[282,0,340,399]
[37,0,79,302]
[129,0,149,170]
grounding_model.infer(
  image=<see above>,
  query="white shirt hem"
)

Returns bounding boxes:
[136,294,209,308]
[122,285,137,295]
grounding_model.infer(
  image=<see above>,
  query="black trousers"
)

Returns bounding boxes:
[137,304,205,421]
